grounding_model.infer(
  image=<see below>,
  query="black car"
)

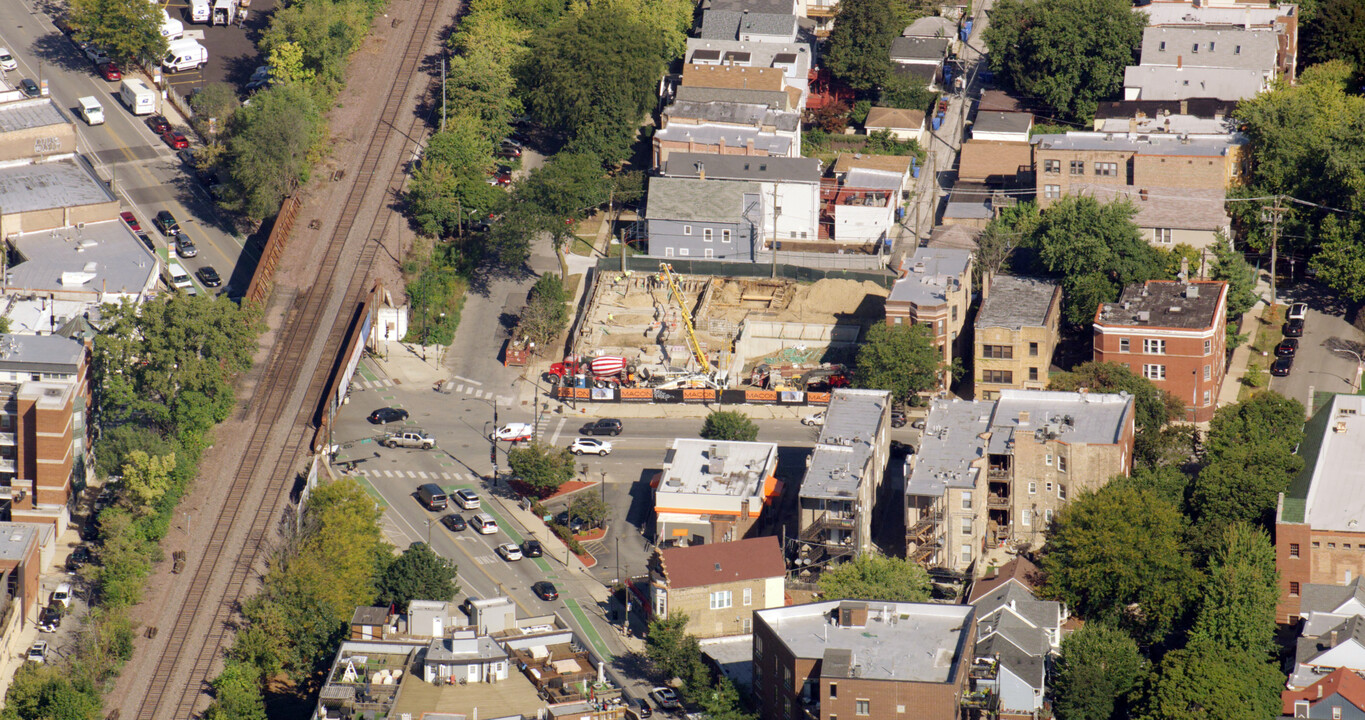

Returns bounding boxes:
[37,606,61,633]
[19,79,39,98]
[890,410,908,428]
[521,539,543,558]
[196,266,221,287]
[1271,355,1294,377]
[136,232,154,252]
[368,407,409,424]
[630,699,653,719]
[1275,338,1299,357]
[581,418,623,436]
[153,210,180,236]
[66,546,91,571]
[442,513,467,531]
[531,581,559,601]
[1285,318,1305,338]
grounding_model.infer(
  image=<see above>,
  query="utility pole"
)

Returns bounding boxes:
[770,183,779,279]
[440,56,447,133]
[1266,194,1285,307]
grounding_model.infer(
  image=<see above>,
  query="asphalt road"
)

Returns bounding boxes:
[0,0,253,294]
[1269,282,1364,410]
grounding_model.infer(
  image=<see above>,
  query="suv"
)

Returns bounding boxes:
[581,418,623,436]
[153,210,180,236]
[52,583,73,609]
[454,489,480,510]
[1287,303,1309,322]
[383,429,435,449]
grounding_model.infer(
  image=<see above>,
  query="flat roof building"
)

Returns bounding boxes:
[975,275,1062,398]
[885,247,974,388]
[0,156,119,236]
[0,99,79,164]
[654,438,781,547]
[798,389,892,567]
[8,220,160,304]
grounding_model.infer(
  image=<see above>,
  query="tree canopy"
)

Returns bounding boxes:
[221,84,327,220]
[700,411,760,442]
[1188,523,1279,656]
[1049,362,1184,467]
[375,543,461,610]
[1190,392,1304,529]
[816,554,931,602]
[645,613,711,692]
[1139,638,1283,720]
[508,442,577,495]
[984,0,1146,122]
[1042,484,1199,644]
[69,0,168,65]
[853,322,944,402]
[824,0,906,92]
[1051,623,1147,720]
[1303,0,1365,86]
[520,273,571,348]
[120,451,176,511]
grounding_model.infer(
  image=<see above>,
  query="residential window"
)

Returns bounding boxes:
[1029,367,1039,382]
[1095,162,1118,177]
[1043,159,1060,174]
[1119,337,1130,352]
[1204,365,1212,381]
[710,590,733,609]
[1022,509,1032,526]
[1192,43,1200,53]
[952,305,958,321]
[1045,454,1052,466]
[783,666,793,690]
[755,634,764,658]
[679,248,690,256]
[1069,160,1084,175]
[1203,390,1211,406]
[1143,338,1166,354]
[1235,45,1242,54]
[1044,184,1061,199]
[1029,342,1039,357]
[743,617,752,632]
[1058,455,1068,472]
[1028,481,1037,494]
[665,247,674,257]
[655,589,667,616]
[743,587,753,606]
[982,344,1014,359]
[1044,509,1053,523]
[829,684,837,699]
[960,544,971,564]
[1209,41,1215,52]
[1046,482,1053,493]
[704,228,714,241]
[1204,339,1212,355]
[1290,581,1301,596]
[1058,484,1067,500]
[722,229,732,242]
[982,369,1013,384]
[962,519,973,535]
[683,225,693,235]
[856,700,870,716]
[1290,543,1300,558]
[1314,542,1321,548]
[962,491,973,509]
[1143,364,1166,381]
[1330,543,1337,549]
[1153,228,1173,244]
[704,249,714,258]
[1159,41,1167,51]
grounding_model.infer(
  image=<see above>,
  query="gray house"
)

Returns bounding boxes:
[967,558,1066,718]
[645,176,762,261]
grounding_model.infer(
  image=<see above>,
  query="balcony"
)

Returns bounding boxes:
[909,537,941,564]
[987,494,1009,508]
[906,511,942,545]
[805,0,837,16]
[0,432,15,447]
[987,468,1010,479]
[970,657,998,680]
[961,689,997,711]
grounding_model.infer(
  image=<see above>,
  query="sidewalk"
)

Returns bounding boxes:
[1216,273,1274,409]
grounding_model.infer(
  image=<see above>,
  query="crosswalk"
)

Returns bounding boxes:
[351,376,514,406]
[350,468,484,483]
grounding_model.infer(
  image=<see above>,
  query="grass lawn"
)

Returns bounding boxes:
[1238,304,1284,402]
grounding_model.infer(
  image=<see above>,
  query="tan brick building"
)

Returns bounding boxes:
[650,536,786,638]
[885,247,974,389]
[1093,280,1228,423]
[753,601,976,720]
[974,276,1062,399]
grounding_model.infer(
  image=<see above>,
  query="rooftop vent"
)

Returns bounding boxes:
[1335,421,1349,434]
[1137,311,1151,322]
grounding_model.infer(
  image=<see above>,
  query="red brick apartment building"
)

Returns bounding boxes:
[753,600,975,720]
[1092,280,1227,422]
[1276,394,1365,623]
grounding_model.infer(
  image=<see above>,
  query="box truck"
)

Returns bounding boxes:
[162,39,207,72]
[118,79,156,115]
[211,0,235,25]
[77,96,104,125]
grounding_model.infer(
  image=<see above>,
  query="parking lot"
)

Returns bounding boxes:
[159,0,275,92]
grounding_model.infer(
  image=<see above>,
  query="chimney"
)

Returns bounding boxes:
[1331,630,1339,646]
[1128,118,1137,134]
[1017,411,1030,425]
[1177,55,1183,69]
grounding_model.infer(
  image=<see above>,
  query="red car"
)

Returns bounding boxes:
[96,62,120,81]
[118,211,140,232]
[161,130,188,150]
[145,115,171,134]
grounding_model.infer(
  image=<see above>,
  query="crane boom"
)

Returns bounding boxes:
[658,263,710,370]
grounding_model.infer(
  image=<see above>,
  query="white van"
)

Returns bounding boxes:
[77,96,104,125]
[165,262,192,290]
[189,0,210,23]
[162,39,207,72]
[160,16,185,38]
[118,79,156,115]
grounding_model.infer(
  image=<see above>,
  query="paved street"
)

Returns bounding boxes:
[0,0,254,294]
[1268,281,1364,410]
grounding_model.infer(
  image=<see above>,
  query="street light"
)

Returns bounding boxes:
[1332,347,1365,391]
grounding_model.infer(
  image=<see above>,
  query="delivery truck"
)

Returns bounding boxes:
[118,79,156,115]
[162,39,207,72]
[189,0,210,22]
[77,96,104,125]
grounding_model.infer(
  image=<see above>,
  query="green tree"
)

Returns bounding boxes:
[260,0,373,90]
[983,0,1145,122]
[1189,523,1279,656]
[825,0,904,92]
[508,442,577,495]
[69,0,168,65]
[95,425,176,479]
[878,71,936,112]
[700,411,759,442]
[1140,638,1283,720]
[569,493,610,529]
[518,5,667,163]
[1051,623,1146,720]
[520,273,570,348]
[1049,361,1184,467]
[0,664,102,720]
[816,554,931,602]
[645,613,711,692]
[1304,0,1365,78]
[222,84,326,220]
[375,542,461,609]
[1190,392,1305,529]
[853,323,944,402]
[120,450,176,510]
[188,83,240,141]
[695,677,757,720]
[976,204,1039,284]
[202,660,268,720]
[1042,484,1199,644]
[516,153,610,272]
[267,40,316,86]
[1208,241,1257,320]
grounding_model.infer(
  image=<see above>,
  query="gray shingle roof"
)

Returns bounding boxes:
[1140,27,1279,72]
[977,276,1059,330]
[1123,65,1265,102]
[973,111,1033,135]
[700,10,797,40]
[646,176,760,223]
[675,85,792,109]
[1068,183,1230,232]
[661,153,820,183]
[664,99,801,132]
[890,36,950,61]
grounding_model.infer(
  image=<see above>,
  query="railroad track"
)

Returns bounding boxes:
[132,0,443,716]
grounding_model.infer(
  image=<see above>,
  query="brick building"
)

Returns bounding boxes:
[1092,280,1228,423]
[1276,394,1365,623]
[974,276,1062,399]
[885,247,974,389]
[753,600,976,720]
[653,439,781,547]
[650,536,786,638]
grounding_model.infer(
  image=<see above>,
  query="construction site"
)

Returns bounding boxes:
[560,267,890,391]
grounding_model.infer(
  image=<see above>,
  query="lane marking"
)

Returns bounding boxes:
[453,375,483,386]
[549,417,566,446]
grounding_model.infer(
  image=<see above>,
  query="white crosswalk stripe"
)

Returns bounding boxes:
[406,471,417,478]
[418,471,429,479]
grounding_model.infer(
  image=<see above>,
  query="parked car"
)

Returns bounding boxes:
[368,407,409,424]
[1288,303,1309,322]
[495,423,534,442]
[119,211,141,232]
[441,513,467,532]
[80,43,109,64]
[454,489,481,510]
[26,641,47,664]
[470,513,498,534]
[1271,355,1295,377]
[0,48,17,72]
[51,583,72,609]
[531,581,558,601]
[891,410,908,428]
[96,61,121,81]
[496,144,523,159]
[175,234,198,258]
[580,419,622,436]
[153,210,180,236]
[136,232,155,252]
[911,418,927,430]
[146,114,171,134]
[629,698,653,719]
[801,411,825,427]
[19,79,39,98]
[521,540,543,558]
[196,266,221,287]
[1285,318,1305,338]
[67,546,91,571]
[1275,338,1299,357]
[495,542,523,561]
[37,606,61,633]
[650,687,681,710]
[161,130,189,149]
[555,511,586,533]
[569,438,612,456]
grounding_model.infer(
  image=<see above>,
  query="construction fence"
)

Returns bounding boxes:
[556,386,833,406]
[599,257,896,289]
